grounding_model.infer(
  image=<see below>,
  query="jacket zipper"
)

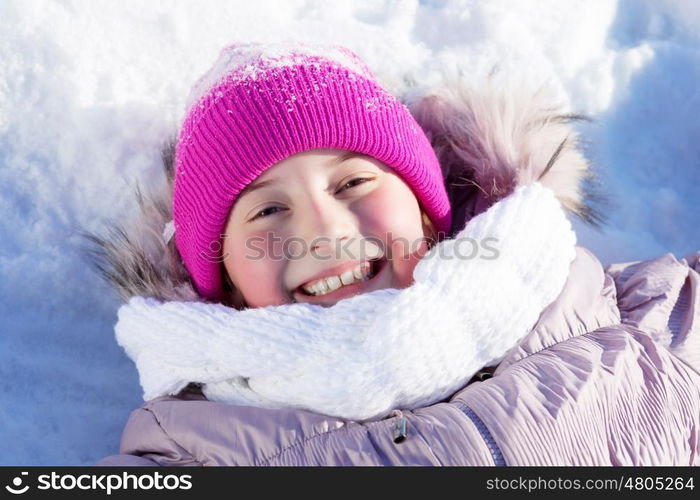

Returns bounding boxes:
[453,400,506,466]
[389,409,408,443]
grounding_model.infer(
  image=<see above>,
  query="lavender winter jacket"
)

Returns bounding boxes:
[88,78,700,466]
[95,246,700,466]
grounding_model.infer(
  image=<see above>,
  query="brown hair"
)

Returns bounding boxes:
[220,266,247,309]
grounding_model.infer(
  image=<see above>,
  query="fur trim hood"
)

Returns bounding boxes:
[81,74,605,303]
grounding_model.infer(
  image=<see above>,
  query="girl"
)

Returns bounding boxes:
[87,42,700,465]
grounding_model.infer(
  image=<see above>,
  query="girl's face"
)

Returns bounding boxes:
[222,148,436,308]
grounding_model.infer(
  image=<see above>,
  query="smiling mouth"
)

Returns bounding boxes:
[294,257,385,298]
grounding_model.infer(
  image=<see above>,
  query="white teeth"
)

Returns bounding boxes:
[301,261,374,296]
[340,270,355,286]
[352,266,365,280]
[326,276,342,292]
[315,280,329,294]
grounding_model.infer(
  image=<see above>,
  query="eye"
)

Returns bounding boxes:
[249,206,286,221]
[336,176,374,194]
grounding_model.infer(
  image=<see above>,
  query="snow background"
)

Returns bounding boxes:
[1,0,698,465]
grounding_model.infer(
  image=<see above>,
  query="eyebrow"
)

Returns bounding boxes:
[237,151,369,201]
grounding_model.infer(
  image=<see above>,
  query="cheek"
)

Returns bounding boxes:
[222,232,288,307]
[357,179,427,288]
[390,237,430,289]
[359,181,423,236]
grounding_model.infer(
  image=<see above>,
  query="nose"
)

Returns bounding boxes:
[296,193,355,256]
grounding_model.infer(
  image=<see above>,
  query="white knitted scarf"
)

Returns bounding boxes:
[115,182,576,421]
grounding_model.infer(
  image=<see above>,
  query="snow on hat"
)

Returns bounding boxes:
[173,41,452,301]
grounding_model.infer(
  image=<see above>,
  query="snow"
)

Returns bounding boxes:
[185,42,374,114]
[1,0,698,465]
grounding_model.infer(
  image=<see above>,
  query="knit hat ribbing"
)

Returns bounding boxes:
[173,42,452,301]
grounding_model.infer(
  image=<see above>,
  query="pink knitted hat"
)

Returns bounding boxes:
[173,42,452,301]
